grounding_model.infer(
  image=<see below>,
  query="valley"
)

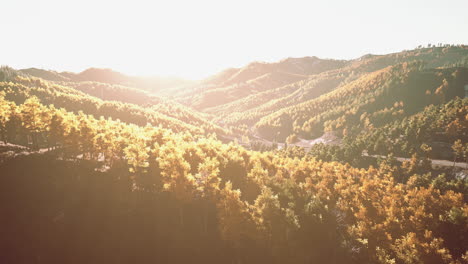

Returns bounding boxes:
[1,45,467,264]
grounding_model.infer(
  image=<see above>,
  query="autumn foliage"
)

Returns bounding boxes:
[0,92,467,263]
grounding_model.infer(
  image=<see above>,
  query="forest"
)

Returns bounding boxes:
[0,45,467,264]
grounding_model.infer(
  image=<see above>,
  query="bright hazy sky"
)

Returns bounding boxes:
[2,0,467,79]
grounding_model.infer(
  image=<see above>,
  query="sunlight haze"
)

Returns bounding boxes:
[2,0,467,79]
[0,0,467,262]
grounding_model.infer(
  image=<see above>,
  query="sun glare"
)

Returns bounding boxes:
[2,0,467,79]
[0,0,467,263]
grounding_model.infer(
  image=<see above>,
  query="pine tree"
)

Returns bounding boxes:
[20,97,47,150]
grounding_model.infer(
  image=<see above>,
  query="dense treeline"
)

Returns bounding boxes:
[62,81,161,106]
[179,46,467,115]
[0,93,467,263]
[177,46,468,133]
[210,70,346,127]
[62,80,216,130]
[177,57,347,110]
[357,98,468,158]
[306,97,468,163]
[0,69,226,136]
[255,63,467,141]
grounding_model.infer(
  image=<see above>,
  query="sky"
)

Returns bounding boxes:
[2,0,468,80]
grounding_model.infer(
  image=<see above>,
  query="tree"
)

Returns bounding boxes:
[124,135,150,184]
[77,111,97,159]
[452,139,464,168]
[216,181,257,260]
[49,107,67,150]
[253,186,299,260]
[0,92,15,143]
[158,141,195,227]
[20,97,48,150]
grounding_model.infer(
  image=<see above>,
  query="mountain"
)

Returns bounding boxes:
[8,46,468,143]
[204,46,468,136]
[163,46,468,137]
[0,45,468,264]
[0,67,226,136]
[20,68,71,82]
[21,67,193,93]
[255,64,468,141]
[173,57,348,110]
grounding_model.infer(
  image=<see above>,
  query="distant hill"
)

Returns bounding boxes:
[20,67,193,93]
[255,64,468,141]
[174,57,347,110]
[182,46,467,135]
[0,67,226,136]
[20,68,71,82]
[6,45,468,142]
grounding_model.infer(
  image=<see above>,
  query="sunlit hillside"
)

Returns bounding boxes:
[1,0,468,262]
[1,44,467,264]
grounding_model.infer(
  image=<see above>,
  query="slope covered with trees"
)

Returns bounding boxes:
[0,94,467,264]
[174,57,348,110]
[0,68,226,136]
[255,63,468,141]
[187,45,468,134]
[1,45,468,264]
[20,67,193,93]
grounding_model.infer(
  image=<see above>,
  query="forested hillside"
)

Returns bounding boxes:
[20,67,192,93]
[0,67,226,136]
[1,45,467,264]
[174,57,348,110]
[182,46,468,134]
[255,63,467,141]
[0,93,467,263]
